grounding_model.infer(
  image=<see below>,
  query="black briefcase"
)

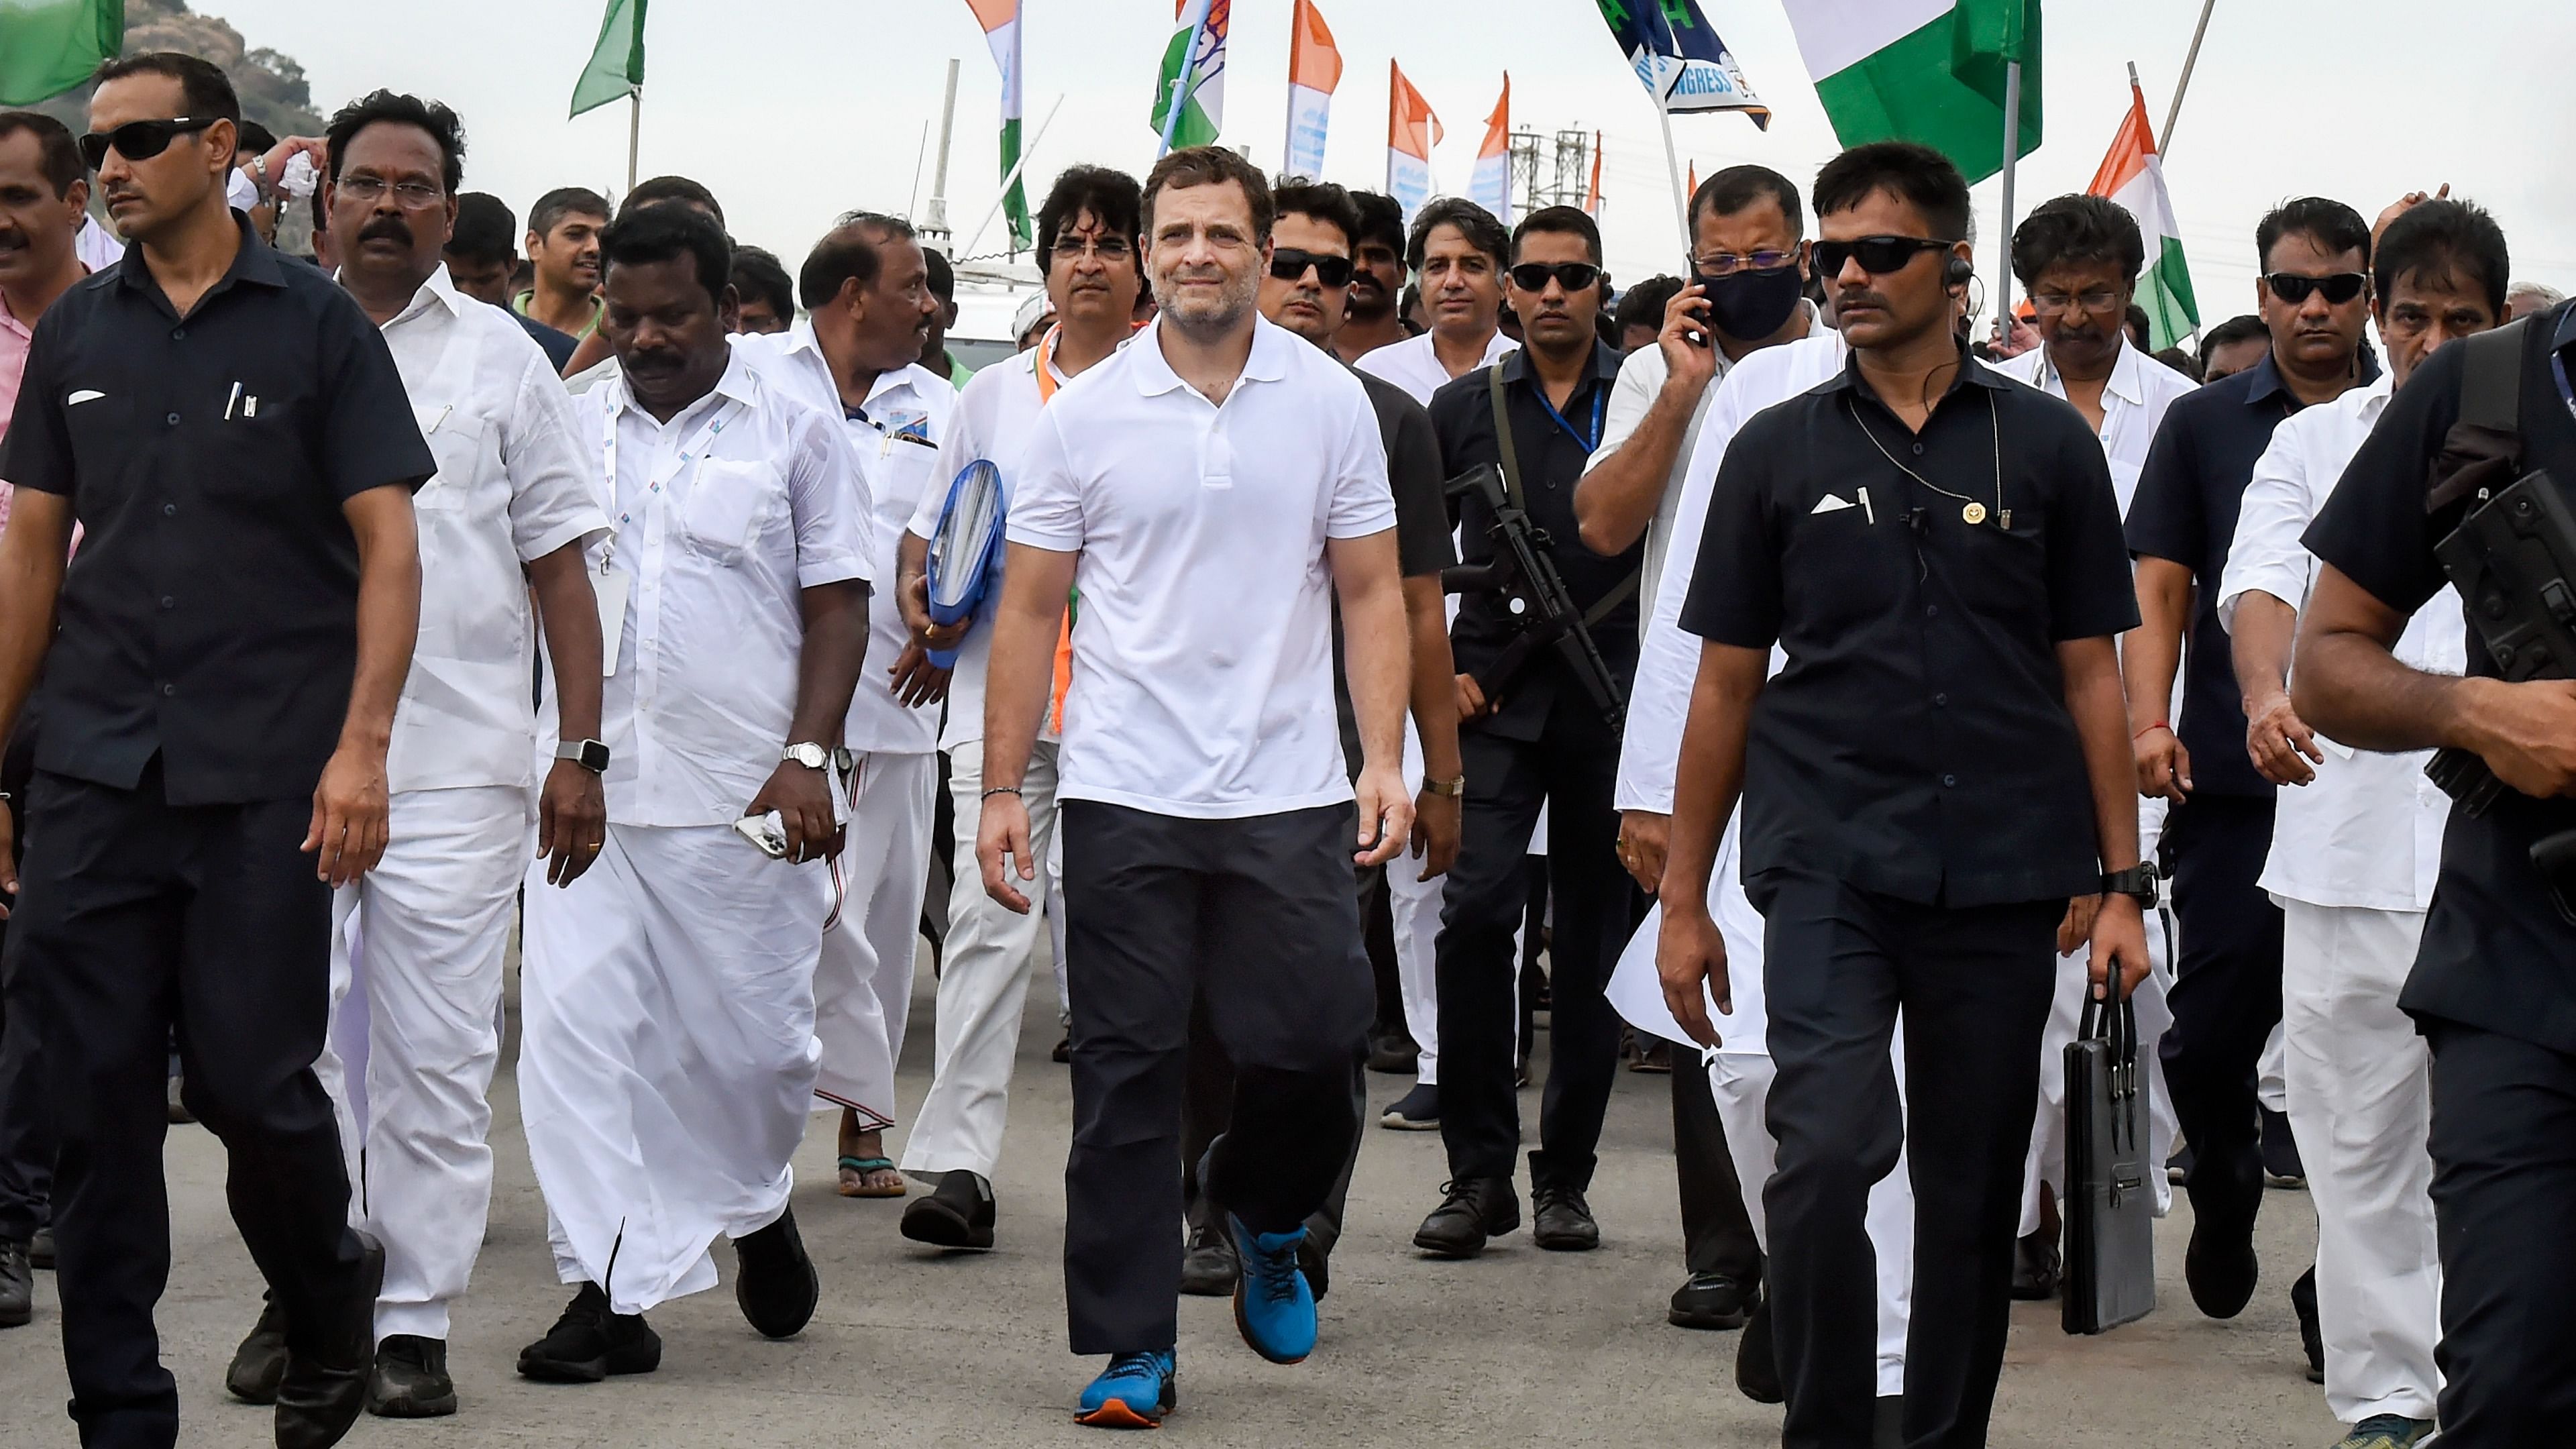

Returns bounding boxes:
[2062,995,2156,1334]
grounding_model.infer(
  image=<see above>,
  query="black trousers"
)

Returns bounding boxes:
[1436,710,1639,1189]
[2424,1017,2576,1444]
[1674,1058,1761,1283]
[1756,870,2057,1449]
[0,716,49,1244]
[1059,800,1374,1354]
[9,762,366,1448]
[2157,793,2284,1236]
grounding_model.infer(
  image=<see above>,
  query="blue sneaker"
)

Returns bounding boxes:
[1075,1349,1175,1428]
[1228,1214,1318,1364]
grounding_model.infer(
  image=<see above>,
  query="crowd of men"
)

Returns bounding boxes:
[0,46,2568,1449]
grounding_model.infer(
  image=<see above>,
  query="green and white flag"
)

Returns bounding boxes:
[2090,79,2198,347]
[570,0,646,119]
[1780,0,2039,185]
[1149,0,1228,152]
[0,0,122,107]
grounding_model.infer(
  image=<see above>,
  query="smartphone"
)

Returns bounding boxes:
[733,810,790,859]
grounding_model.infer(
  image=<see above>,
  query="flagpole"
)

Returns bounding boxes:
[1652,105,1690,251]
[625,87,640,195]
[2161,0,2216,159]
[1158,0,1213,158]
[1992,60,2021,342]
[961,93,1065,260]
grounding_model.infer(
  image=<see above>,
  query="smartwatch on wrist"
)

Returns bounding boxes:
[2100,862,2159,907]
[555,739,610,774]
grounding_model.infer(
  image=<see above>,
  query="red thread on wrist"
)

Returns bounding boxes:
[2133,721,2171,740]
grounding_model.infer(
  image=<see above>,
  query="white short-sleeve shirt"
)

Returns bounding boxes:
[376,265,609,794]
[1354,327,1517,407]
[1989,337,2200,511]
[1008,316,1395,818]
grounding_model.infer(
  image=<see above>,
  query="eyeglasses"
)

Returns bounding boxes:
[2030,287,2126,316]
[77,116,217,170]
[1267,248,1353,288]
[335,175,445,209]
[2265,271,2368,306]
[1690,249,1799,278]
[1049,235,1132,264]
[1507,261,1601,293]
[1811,235,1952,278]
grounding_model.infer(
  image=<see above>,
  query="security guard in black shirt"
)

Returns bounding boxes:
[0,54,430,1449]
[1657,144,2151,1447]
[2296,294,2576,1443]
[1413,205,1643,1259]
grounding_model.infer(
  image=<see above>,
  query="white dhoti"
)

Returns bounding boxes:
[2019,906,2180,1235]
[812,749,938,1126]
[315,784,530,1341]
[518,820,832,1316]
[901,742,1063,1177]
[2279,898,2440,1424]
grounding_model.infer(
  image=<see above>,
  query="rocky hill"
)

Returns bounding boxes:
[35,0,324,138]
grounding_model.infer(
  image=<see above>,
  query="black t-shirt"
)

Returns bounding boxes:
[1682,352,2138,908]
[2302,301,2576,1053]
[0,215,433,804]
[513,307,578,372]
[1334,367,1459,777]
[2125,347,2380,797]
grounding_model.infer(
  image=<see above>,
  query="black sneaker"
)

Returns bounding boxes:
[517,1283,662,1383]
[1379,1083,1440,1130]
[0,1238,29,1329]
[1530,1184,1600,1252]
[26,1226,50,1270]
[226,1291,291,1403]
[1413,1177,1520,1258]
[1179,1219,1238,1297]
[1735,1292,1783,1403]
[733,1207,820,1339]
[899,1169,997,1250]
[366,1334,458,1418]
[273,1228,383,1449]
[2010,1228,2061,1300]
[1668,1271,1753,1330]
[2292,1266,2324,1384]
[2261,1108,2308,1188]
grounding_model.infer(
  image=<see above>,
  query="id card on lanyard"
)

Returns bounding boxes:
[596,396,741,675]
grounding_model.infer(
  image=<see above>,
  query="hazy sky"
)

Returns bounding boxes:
[205,0,2575,329]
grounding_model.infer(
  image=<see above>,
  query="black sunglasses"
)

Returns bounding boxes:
[77,116,219,171]
[1268,248,1353,288]
[1811,235,1952,278]
[2265,271,2368,306]
[1508,261,1601,293]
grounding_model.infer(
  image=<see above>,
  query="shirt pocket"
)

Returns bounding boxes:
[682,457,780,566]
[415,406,490,513]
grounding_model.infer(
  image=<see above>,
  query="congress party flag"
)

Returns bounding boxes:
[1468,75,1511,225]
[1281,0,1342,178]
[1583,129,1603,218]
[570,0,647,119]
[1385,61,1442,223]
[963,0,1031,250]
[1779,0,2040,184]
[2089,78,2198,347]
[1594,0,1770,129]
[0,0,121,106]
[1152,0,1229,153]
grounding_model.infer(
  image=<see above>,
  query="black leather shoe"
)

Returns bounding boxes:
[899,1169,997,1250]
[274,1229,384,1449]
[366,1334,458,1418]
[2184,1214,2259,1319]
[2010,1228,2061,1301]
[226,1291,291,1403]
[1413,1177,1519,1258]
[25,1226,50,1270]
[1530,1185,1600,1252]
[2261,1108,2308,1188]
[1366,1030,1419,1075]
[517,1283,662,1383]
[1179,1219,1238,1297]
[0,1238,29,1329]
[1668,1271,1753,1330]
[733,1206,820,1339]
[2291,1267,2324,1384]
[1735,1293,1783,1403]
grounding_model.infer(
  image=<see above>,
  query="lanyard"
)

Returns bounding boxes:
[2553,344,2575,423]
[598,394,743,572]
[1536,383,1607,453]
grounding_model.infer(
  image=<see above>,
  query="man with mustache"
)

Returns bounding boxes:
[213,90,614,1421]
[893,166,1141,1250]
[1358,197,1515,405]
[2124,197,2379,1338]
[512,203,872,1385]
[975,144,1411,1428]
[1330,189,1408,365]
[733,210,953,1201]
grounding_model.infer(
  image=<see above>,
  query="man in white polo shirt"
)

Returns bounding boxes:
[976,146,1413,1430]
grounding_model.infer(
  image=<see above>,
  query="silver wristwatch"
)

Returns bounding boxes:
[781,742,831,771]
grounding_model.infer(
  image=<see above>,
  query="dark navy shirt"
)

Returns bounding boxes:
[2302,301,2576,1053]
[2125,345,2381,796]
[0,215,433,804]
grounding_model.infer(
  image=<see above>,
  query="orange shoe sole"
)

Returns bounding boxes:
[1073,1399,1165,1430]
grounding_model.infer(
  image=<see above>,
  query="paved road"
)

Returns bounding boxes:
[1,961,2343,1447]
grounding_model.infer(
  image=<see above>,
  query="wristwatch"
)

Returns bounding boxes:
[1423,774,1467,798]
[555,739,610,774]
[781,742,832,771]
[2100,862,2160,907]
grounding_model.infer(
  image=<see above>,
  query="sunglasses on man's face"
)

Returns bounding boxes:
[2265,271,2368,307]
[78,116,217,171]
[1508,261,1601,294]
[1811,235,1951,278]
[1267,248,1353,288]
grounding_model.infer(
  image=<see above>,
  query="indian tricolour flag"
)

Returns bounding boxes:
[1780,0,2040,185]
[1281,0,1341,179]
[963,0,1030,250]
[1384,61,1441,223]
[2090,78,2198,348]
[1151,0,1229,152]
[1467,75,1511,224]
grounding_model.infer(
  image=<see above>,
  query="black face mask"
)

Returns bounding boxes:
[1699,265,1805,343]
